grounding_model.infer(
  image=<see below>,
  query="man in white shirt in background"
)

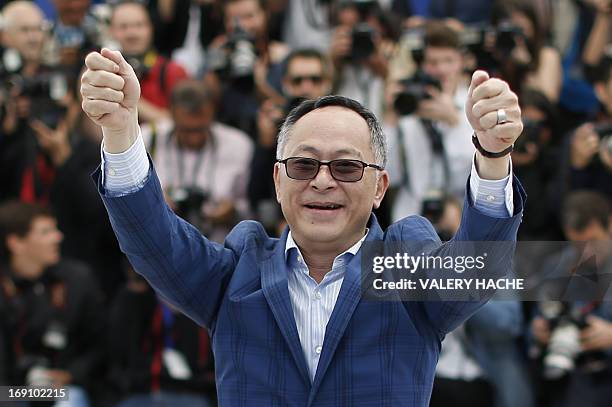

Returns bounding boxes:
[141,79,253,242]
[386,21,479,221]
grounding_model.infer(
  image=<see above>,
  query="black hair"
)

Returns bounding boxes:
[0,201,53,262]
[562,191,610,231]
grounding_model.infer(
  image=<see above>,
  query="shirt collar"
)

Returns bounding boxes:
[284,228,369,267]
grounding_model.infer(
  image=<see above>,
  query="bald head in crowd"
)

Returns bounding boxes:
[1,1,47,65]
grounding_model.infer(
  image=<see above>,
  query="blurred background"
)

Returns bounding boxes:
[0,0,611,406]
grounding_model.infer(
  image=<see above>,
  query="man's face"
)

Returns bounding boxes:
[110,4,153,56]
[224,0,266,39]
[172,105,215,150]
[565,220,611,242]
[273,106,389,249]
[283,57,330,99]
[565,219,612,263]
[10,216,63,272]
[422,46,464,94]
[53,0,90,27]
[3,8,47,63]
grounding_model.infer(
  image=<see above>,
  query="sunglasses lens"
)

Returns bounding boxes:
[331,160,364,182]
[291,76,323,85]
[286,158,318,180]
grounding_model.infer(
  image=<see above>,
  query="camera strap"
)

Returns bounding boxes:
[420,119,451,191]
[170,128,218,191]
[395,125,411,191]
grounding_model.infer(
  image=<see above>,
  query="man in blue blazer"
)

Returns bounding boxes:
[81,48,525,406]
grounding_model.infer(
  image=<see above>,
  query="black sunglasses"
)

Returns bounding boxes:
[289,75,323,86]
[277,157,383,182]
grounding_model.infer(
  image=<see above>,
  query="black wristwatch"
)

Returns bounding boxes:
[472,134,513,158]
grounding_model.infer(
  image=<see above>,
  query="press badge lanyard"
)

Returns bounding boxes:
[421,119,450,191]
[168,129,218,190]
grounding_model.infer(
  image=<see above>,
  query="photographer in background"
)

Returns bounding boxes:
[108,263,215,407]
[248,48,333,235]
[0,201,105,406]
[386,21,473,221]
[530,191,612,407]
[561,55,612,200]
[330,0,398,118]
[45,0,105,82]
[142,80,253,243]
[205,0,289,136]
[0,1,73,204]
[488,0,562,103]
[513,88,562,240]
[109,0,189,124]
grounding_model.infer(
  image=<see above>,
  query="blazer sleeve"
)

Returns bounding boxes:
[418,174,527,338]
[92,156,237,328]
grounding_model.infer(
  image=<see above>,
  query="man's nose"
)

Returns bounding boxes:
[310,164,337,190]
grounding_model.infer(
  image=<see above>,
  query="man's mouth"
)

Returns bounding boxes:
[304,203,343,211]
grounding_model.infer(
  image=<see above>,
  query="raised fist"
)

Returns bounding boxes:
[81,48,140,132]
[466,70,523,155]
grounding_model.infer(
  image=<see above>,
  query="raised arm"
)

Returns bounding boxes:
[81,49,236,328]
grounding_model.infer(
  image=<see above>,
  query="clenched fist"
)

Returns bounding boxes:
[465,70,523,179]
[81,48,141,152]
[466,70,522,153]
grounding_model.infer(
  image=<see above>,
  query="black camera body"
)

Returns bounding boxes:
[124,51,159,80]
[208,23,257,90]
[460,23,525,71]
[0,49,68,129]
[350,23,376,61]
[495,21,523,55]
[393,71,442,116]
[514,118,544,153]
[169,186,210,224]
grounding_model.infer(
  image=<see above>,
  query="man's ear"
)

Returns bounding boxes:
[273,162,282,204]
[372,171,390,210]
[6,234,23,257]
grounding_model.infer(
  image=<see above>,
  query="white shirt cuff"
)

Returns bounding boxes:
[469,154,514,218]
[100,129,150,197]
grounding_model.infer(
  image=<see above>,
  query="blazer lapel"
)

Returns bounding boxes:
[309,215,384,399]
[261,228,311,387]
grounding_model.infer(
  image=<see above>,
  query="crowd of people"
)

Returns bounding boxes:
[0,0,610,406]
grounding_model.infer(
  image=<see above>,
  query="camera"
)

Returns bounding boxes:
[421,190,445,224]
[350,23,376,61]
[208,21,257,90]
[495,21,523,55]
[0,49,68,129]
[124,51,159,80]
[514,118,544,153]
[538,301,608,380]
[461,23,525,71]
[168,186,210,227]
[393,71,442,116]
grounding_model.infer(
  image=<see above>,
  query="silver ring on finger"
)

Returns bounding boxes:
[496,108,508,125]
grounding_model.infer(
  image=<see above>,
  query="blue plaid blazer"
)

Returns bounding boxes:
[94,163,525,406]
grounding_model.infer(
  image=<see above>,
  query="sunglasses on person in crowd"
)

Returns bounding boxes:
[289,75,324,86]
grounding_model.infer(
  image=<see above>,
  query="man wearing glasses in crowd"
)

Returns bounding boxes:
[81,48,525,406]
[250,48,333,233]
